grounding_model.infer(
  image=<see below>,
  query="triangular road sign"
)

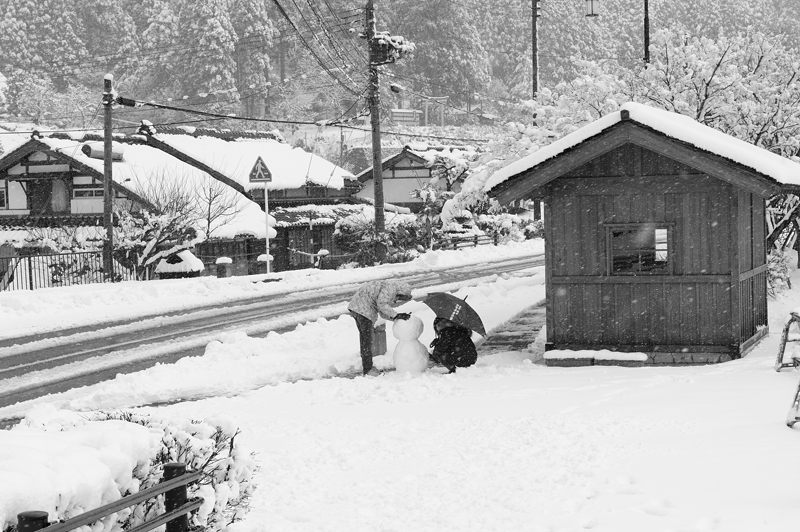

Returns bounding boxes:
[249,156,272,182]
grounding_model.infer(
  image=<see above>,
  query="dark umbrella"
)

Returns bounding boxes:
[423,292,486,336]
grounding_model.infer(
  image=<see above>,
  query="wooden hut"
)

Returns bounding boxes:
[487,103,800,364]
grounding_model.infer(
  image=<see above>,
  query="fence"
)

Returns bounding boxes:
[16,463,200,532]
[0,251,137,292]
[435,234,499,251]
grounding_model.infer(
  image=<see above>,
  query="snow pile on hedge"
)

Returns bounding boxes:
[0,406,255,532]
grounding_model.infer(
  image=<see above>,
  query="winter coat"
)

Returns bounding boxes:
[430,325,477,369]
[347,279,412,324]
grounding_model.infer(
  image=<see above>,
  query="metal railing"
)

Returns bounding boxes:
[0,251,136,291]
[16,463,201,532]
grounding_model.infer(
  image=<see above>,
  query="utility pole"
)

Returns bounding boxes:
[532,0,539,98]
[366,0,385,234]
[643,0,650,63]
[102,74,114,279]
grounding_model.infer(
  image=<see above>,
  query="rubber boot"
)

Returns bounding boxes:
[361,355,374,376]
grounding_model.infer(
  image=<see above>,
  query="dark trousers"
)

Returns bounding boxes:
[350,311,374,374]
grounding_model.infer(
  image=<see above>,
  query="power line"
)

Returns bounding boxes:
[298,0,366,75]
[268,0,363,96]
[306,0,367,70]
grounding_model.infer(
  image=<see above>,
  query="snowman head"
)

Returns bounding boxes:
[392,315,424,340]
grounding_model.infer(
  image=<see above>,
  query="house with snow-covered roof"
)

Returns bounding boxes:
[354,144,478,212]
[0,124,357,278]
[486,102,800,365]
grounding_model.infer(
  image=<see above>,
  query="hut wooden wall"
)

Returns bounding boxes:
[545,143,739,352]
[736,190,768,345]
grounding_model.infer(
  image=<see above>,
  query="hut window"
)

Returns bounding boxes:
[0,182,6,208]
[608,224,671,274]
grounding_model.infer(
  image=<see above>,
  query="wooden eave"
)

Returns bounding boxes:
[0,138,155,210]
[490,121,784,204]
[355,149,429,182]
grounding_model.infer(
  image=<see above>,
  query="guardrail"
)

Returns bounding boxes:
[16,463,201,532]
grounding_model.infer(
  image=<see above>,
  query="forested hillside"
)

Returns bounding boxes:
[0,0,798,130]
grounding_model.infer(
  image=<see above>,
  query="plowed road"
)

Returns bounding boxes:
[0,254,544,408]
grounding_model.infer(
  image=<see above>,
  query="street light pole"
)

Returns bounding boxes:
[643,0,650,63]
[531,0,539,98]
[102,74,114,279]
[365,0,385,235]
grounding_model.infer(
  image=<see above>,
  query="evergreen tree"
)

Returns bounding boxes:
[173,0,239,111]
[388,0,490,106]
[231,0,276,116]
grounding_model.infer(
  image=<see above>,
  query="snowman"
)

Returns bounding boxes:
[392,315,429,374]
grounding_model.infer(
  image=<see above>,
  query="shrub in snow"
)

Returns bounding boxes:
[768,250,792,298]
[334,217,422,267]
[113,208,199,281]
[3,411,255,532]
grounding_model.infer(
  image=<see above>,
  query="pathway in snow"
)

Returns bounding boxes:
[478,304,547,355]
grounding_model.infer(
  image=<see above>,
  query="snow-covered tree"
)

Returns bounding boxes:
[113,208,199,280]
[231,0,275,117]
[388,0,488,105]
[173,0,239,111]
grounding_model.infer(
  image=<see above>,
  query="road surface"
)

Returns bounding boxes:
[0,254,544,409]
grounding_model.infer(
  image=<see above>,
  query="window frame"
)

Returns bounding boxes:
[72,184,104,198]
[605,222,674,276]
[0,180,7,209]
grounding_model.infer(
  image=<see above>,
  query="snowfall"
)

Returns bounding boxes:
[2,239,800,532]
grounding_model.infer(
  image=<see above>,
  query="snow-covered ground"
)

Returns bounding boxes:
[0,239,544,340]
[2,246,800,531]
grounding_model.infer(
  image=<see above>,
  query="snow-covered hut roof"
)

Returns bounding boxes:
[485,102,800,196]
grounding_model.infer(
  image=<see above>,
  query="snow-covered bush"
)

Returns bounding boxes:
[4,410,255,532]
[113,208,199,281]
[476,213,526,243]
[768,250,792,298]
[334,216,422,267]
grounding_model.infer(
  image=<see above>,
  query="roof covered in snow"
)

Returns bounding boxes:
[154,132,354,192]
[485,102,800,194]
[355,144,479,182]
[272,201,412,228]
[0,126,355,241]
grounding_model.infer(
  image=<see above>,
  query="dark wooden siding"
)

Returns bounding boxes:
[547,143,739,351]
[736,191,768,343]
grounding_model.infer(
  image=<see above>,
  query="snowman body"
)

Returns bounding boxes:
[392,316,429,374]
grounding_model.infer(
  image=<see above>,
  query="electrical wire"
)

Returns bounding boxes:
[268,0,363,96]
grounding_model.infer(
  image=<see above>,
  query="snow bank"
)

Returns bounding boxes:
[0,239,543,339]
[0,411,160,530]
[0,274,546,415]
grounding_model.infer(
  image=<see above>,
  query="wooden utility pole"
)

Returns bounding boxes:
[102,74,114,279]
[366,0,385,233]
[643,0,650,63]
[532,0,539,97]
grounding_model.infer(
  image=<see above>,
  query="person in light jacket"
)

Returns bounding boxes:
[348,279,412,375]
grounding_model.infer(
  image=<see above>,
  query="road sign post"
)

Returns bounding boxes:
[249,156,272,274]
